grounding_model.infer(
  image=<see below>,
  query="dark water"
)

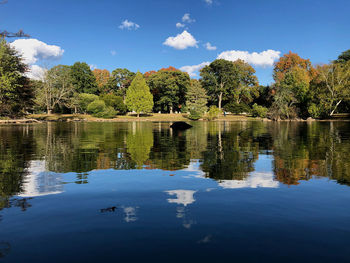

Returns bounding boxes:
[0,121,350,263]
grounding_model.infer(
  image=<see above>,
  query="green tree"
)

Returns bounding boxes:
[186,79,208,119]
[125,72,153,117]
[35,65,74,114]
[0,38,33,116]
[70,62,98,94]
[100,93,127,114]
[312,62,350,116]
[110,68,135,100]
[146,68,190,113]
[200,59,258,110]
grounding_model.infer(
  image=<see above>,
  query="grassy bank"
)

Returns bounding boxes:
[23,113,254,123]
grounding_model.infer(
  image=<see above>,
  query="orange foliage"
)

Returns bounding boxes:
[159,66,180,72]
[274,51,316,82]
[144,70,157,79]
[93,69,110,88]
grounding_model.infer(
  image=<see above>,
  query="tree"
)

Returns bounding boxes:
[92,69,110,94]
[36,65,74,114]
[110,68,135,101]
[271,52,315,119]
[125,72,153,117]
[312,62,350,116]
[146,67,190,113]
[186,79,208,118]
[70,62,98,94]
[200,59,258,110]
[100,93,127,114]
[0,38,33,116]
[273,51,316,82]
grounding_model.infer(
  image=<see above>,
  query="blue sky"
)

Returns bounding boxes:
[2,0,349,84]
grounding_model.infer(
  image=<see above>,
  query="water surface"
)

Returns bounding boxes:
[0,121,350,262]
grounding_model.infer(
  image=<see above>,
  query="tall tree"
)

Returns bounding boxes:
[110,68,135,100]
[146,67,190,113]
[200,59,258,109]
[70,62,98,94]
[92,69,110,94]
[186,79,208,115]
[125,72,153,117]
[35,65,74,114]
[271,52,315,119]
[0,38,33,116]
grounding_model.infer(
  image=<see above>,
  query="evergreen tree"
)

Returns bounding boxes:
[125,72,153,117]
[0,38,33,116]
[186,79,208,119]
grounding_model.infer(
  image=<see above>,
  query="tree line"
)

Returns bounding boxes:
[1,37,349,119]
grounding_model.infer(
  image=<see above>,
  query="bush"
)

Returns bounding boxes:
[94,106,117,119]
[224,102,250,114]
[100,93,127,115]
[78,93,99,113]
[188,109,201,120]
[206,106,222,120]
[251,103,268,118]
[308,103,322,119]
[87,100,106,114]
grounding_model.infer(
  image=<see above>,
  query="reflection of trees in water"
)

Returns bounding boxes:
[271,122,350,186]
[201,122,262,181]
[0,125,34,210]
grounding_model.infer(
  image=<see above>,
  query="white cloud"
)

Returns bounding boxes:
[119,19,140,30]
[204,0,213,5]
[205,42,217,51]
[217,49,281,67]
[163,30,198,50]
[10,38,64,65]
[182,13,195,23]
[110,50,117,56]
[180,62,210,77]
[176,22,185,28]
[89,64,97,70]
[10,38,64,80]
[26,65,47,80]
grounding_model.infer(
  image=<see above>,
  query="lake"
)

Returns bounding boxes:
[0,121,350,263]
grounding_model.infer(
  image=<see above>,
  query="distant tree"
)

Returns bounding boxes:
[35,65,74,114]
[77,93,99,113]
[186,79,208,118]
[110,68,135,101]
[70,62,98,94]
[125,72,153,117]
[0,38,33,116]
[92,69,110,93]
[146,67,190,113]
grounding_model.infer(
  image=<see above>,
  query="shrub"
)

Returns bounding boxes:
[224,102,250,114]
[87,100,106,115]
[94,106,117,119]
[188,109,201,120]
[100,93,127,115]
[251,103,268,118]
[206,106,222,120]
[308,103,322,119]
[78,93,99,113]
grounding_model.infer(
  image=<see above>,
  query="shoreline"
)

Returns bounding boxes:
[0,113,349,124]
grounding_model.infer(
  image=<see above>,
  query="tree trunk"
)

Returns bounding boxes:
[74,106,77,114]
[137,113,140,118]
[47,108,52,115]
[170,106,173,114]
[330,100,342,116]
[218,92,223,110]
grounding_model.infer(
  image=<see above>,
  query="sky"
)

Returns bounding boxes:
[2,0,350,84]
